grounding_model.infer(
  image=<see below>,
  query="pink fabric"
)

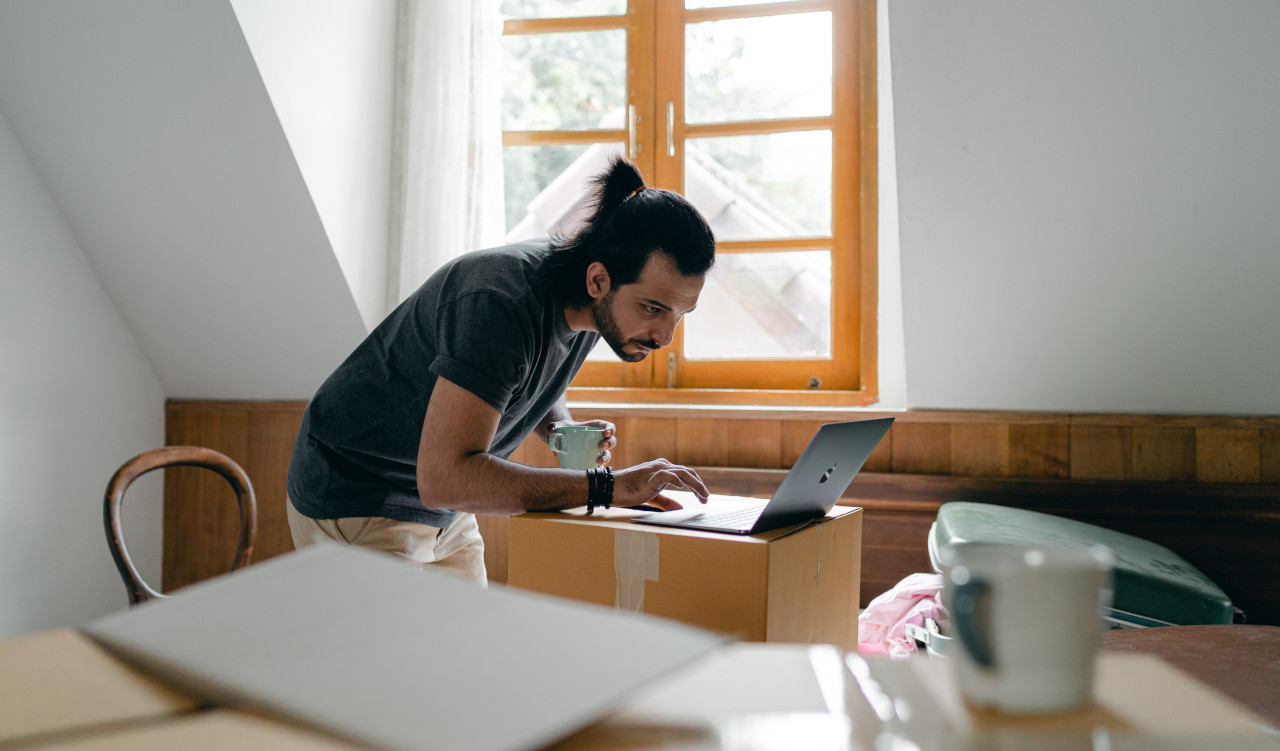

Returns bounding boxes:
[857,572,949,658]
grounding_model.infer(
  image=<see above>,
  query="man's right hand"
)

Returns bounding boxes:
[612,459,710,511]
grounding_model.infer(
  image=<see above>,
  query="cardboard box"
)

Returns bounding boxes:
[16,711,368,751]
[0,628,195,747]
[508,504,863,650]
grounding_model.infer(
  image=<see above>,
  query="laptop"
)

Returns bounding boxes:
[632,417,894,535]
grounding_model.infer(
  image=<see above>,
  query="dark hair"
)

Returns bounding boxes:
[539,155,715,308]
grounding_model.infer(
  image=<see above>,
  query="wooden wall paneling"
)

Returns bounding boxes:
[781,420,828,467]
[675,418,729,466]
[1008,423,1070,478]
[1131,427,1197,482]
[863,423,893,472]
[245,408,304,564]
[697,466,788,499]
[1263,429,1280,484]
[507,437,534,466]
[858,505,939,549]
[854,492,940,607]
[1070,424,1132,480]
[727,419,783,469]
[950,422,1009,477]
[163,405,251,593]
[859,513,936,605]
[623,416,677,463]
[571,408,618,424]
[1195,427,1261,484]
[162,407,195,592]
[890,422,951,474]
[163,405,1280,623]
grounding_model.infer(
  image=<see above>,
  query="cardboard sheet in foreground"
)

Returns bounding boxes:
[84,544,725,751]
[0,628,195,745]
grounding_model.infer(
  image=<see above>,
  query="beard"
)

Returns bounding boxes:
[591,290,660,363]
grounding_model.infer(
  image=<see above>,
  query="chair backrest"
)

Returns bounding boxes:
[104,446,257,606]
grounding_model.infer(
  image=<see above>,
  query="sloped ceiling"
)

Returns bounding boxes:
[0,0,365,399]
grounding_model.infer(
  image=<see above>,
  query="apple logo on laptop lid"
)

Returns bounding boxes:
[819,463,838,483]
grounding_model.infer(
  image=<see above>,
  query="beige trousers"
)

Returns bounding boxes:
[287,497,488,587]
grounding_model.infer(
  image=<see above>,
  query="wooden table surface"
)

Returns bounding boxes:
[1104,624,1280,730]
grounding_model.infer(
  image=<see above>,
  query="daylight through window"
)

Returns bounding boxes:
[499,0,876,405]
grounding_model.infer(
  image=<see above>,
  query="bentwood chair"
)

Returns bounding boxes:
[104,445,257,606]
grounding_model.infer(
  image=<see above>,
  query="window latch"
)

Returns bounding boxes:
[666,102,675,157]
[628,104,639,159]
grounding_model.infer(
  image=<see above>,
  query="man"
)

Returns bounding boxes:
[286,156,715,585]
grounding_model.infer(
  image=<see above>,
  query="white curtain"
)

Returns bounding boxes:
[387,0,505,310]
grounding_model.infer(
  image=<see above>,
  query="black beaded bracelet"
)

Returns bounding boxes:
[586,466,614,514]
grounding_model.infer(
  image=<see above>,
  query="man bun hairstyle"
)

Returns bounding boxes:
[541,154,715,308]
[598,155,647,210]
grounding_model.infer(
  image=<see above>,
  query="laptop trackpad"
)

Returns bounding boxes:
[634,508,703,524]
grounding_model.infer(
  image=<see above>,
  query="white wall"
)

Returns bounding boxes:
[0,0,376,638]
[0,107,166,639]
[873,0,907,409]
[0,0,367,400]
[890,1,1280,414]
[231,0,397,333]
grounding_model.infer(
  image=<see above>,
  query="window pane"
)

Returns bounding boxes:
[685,131,831,241]
[502,29,626,131]
[501,0,625,19]
[684,250,831,360]
[503,142,626,242]
[685,12,831,125]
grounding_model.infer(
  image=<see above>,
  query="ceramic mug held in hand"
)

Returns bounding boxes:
[547,425,606,470]
[940,542,1114,714]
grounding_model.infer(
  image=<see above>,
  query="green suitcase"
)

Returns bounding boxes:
[928,502,1234,627]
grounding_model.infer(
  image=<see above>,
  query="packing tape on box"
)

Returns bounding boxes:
[614,530,659,613]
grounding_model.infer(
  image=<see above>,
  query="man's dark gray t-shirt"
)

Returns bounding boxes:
[287,240,599,528]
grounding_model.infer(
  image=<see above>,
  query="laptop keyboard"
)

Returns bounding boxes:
[685,505,764,529]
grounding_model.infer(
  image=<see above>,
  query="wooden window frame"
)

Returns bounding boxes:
[502,0,878,408]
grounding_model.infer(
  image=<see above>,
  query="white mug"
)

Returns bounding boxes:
[939,542,1114,714]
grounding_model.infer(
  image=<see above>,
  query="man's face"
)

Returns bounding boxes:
[590,253,705,363]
